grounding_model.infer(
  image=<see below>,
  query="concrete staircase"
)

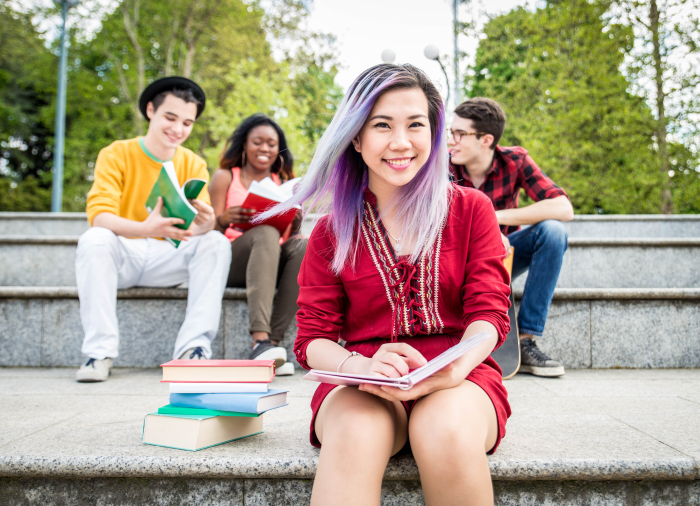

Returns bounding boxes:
[0,212,698,505]
[0,213,698,370]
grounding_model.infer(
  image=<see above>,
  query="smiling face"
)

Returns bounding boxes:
[352,87,432,196]
[146,93,198,149]
[243,125,279,173]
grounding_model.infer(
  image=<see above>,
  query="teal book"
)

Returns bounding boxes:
[144,161,207,248]
[142,412,263,451]
[169,389,288,414]
[158,404,260,418]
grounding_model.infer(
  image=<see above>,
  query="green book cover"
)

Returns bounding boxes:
[158,404,260,418]
[144,162,206,248]
[142,412,263,452]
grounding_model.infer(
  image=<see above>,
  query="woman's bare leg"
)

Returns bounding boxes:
[311,386,408,506]
[409,381,498,506]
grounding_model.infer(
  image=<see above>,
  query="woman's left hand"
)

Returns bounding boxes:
[358,360,469,402]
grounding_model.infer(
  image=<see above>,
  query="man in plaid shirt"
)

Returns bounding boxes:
[449,98,574,377]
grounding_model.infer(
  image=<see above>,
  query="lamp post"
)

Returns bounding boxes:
[424,44,450,106]
[51,0,80,213]
[452,0,460,110]
[381,49,396,64]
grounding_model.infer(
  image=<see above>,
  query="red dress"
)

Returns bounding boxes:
[294,185,512,453]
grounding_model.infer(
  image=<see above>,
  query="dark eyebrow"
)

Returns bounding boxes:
[369,114,429,121]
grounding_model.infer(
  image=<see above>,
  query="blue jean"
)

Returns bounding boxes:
[508,220,568,336]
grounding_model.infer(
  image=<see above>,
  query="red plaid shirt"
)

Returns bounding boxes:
[450,146,568,236]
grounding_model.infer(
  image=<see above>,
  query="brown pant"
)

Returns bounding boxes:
[226,225,307,343]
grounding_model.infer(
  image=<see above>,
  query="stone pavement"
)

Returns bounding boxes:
[1,367,699,505]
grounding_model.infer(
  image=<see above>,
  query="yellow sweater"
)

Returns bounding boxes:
[86,138,211,231]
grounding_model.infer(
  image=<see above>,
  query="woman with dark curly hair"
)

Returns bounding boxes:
[209,114,306,374]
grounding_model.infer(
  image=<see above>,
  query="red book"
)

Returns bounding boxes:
[160,359,276,383]
[234,178,301,235]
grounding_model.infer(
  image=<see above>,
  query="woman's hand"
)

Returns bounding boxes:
[218,205,256,227]
[359,360,468,402]
[365,343,427,378]
[359,322,498,403]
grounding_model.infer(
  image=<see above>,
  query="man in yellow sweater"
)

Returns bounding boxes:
[75,77,232,382]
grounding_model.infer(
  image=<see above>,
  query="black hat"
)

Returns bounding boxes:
[138,76,206,120]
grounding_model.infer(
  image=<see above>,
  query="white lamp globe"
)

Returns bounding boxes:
[424,44,440,61]
[381,49,396,64]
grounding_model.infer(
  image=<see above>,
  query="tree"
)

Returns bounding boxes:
[0,3,56,211]
[1,0,341,211]
[468,0,686,214]
[614,0,700,213]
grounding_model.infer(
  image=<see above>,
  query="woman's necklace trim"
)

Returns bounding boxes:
[386,228,403,253]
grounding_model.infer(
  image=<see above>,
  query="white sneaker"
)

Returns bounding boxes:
[178,347,206,360]
[75,357,113,383]
[250,339,287,367]
[276,362,295,376]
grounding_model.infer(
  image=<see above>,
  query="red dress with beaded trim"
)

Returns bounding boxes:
[294,185,512,453]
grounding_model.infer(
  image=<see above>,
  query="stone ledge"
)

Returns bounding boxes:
[0,286,247,299]
[1,212,699,221]
[567,238,700,246]
[3,235,700,247]
[0,455,696,482]
[0,212,87,220]
[1,286,697,301]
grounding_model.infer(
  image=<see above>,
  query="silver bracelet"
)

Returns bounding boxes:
[337,351,363,373]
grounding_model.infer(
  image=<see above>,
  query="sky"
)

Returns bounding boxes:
[305,0,531,96]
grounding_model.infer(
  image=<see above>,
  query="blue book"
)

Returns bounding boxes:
[169,388,288,414]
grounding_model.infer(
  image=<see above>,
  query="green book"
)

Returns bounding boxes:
[142,412,263,451]
[158,404,260,418]
[144,161,207,248]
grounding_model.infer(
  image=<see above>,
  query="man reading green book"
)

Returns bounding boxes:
[75,77,232,383]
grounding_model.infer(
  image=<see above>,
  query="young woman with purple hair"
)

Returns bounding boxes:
[261,64,511,505]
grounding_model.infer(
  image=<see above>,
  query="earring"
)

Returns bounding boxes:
[241,151,246,168]
[276,154,283,170]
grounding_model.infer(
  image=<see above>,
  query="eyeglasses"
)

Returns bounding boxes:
[448,130,487,143]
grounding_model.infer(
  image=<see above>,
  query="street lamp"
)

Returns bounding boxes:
[51,0,81,213]
[424,44,450,106]
[381,49,396,64]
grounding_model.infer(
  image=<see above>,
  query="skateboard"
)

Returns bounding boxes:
[490,248,520,379]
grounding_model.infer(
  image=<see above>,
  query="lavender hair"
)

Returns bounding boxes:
[257,63,451,273]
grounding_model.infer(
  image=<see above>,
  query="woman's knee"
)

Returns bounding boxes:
[248,225,281,250]
[318,388,403,446]
[409,383,496,456]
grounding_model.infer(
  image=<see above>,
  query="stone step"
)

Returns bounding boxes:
[1,212,700,238]
[0,368,698,505]
[1,235,698,288]
[1,287,698,369]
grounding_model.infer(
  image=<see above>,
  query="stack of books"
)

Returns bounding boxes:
[142,359,288,451]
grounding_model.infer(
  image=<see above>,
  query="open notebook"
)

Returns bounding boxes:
[303,331,492,390]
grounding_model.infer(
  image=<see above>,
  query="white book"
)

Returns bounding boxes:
[248,176,302,203]
[303,331,492,390]
[169,382,269,394]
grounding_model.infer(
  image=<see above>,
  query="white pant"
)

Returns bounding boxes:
[75,227,232,360]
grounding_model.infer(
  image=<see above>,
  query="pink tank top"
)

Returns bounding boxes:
[224,167,290,243]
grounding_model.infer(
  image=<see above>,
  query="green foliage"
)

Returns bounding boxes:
[0,4,55,211]
[0,0,340,211]
[468,0,699,214]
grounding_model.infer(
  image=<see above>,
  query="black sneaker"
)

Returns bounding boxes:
[519,338,565,377]
[249,339,287,367]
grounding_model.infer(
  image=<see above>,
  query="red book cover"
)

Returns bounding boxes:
[234,193,298,235]
[160,359,275,368]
